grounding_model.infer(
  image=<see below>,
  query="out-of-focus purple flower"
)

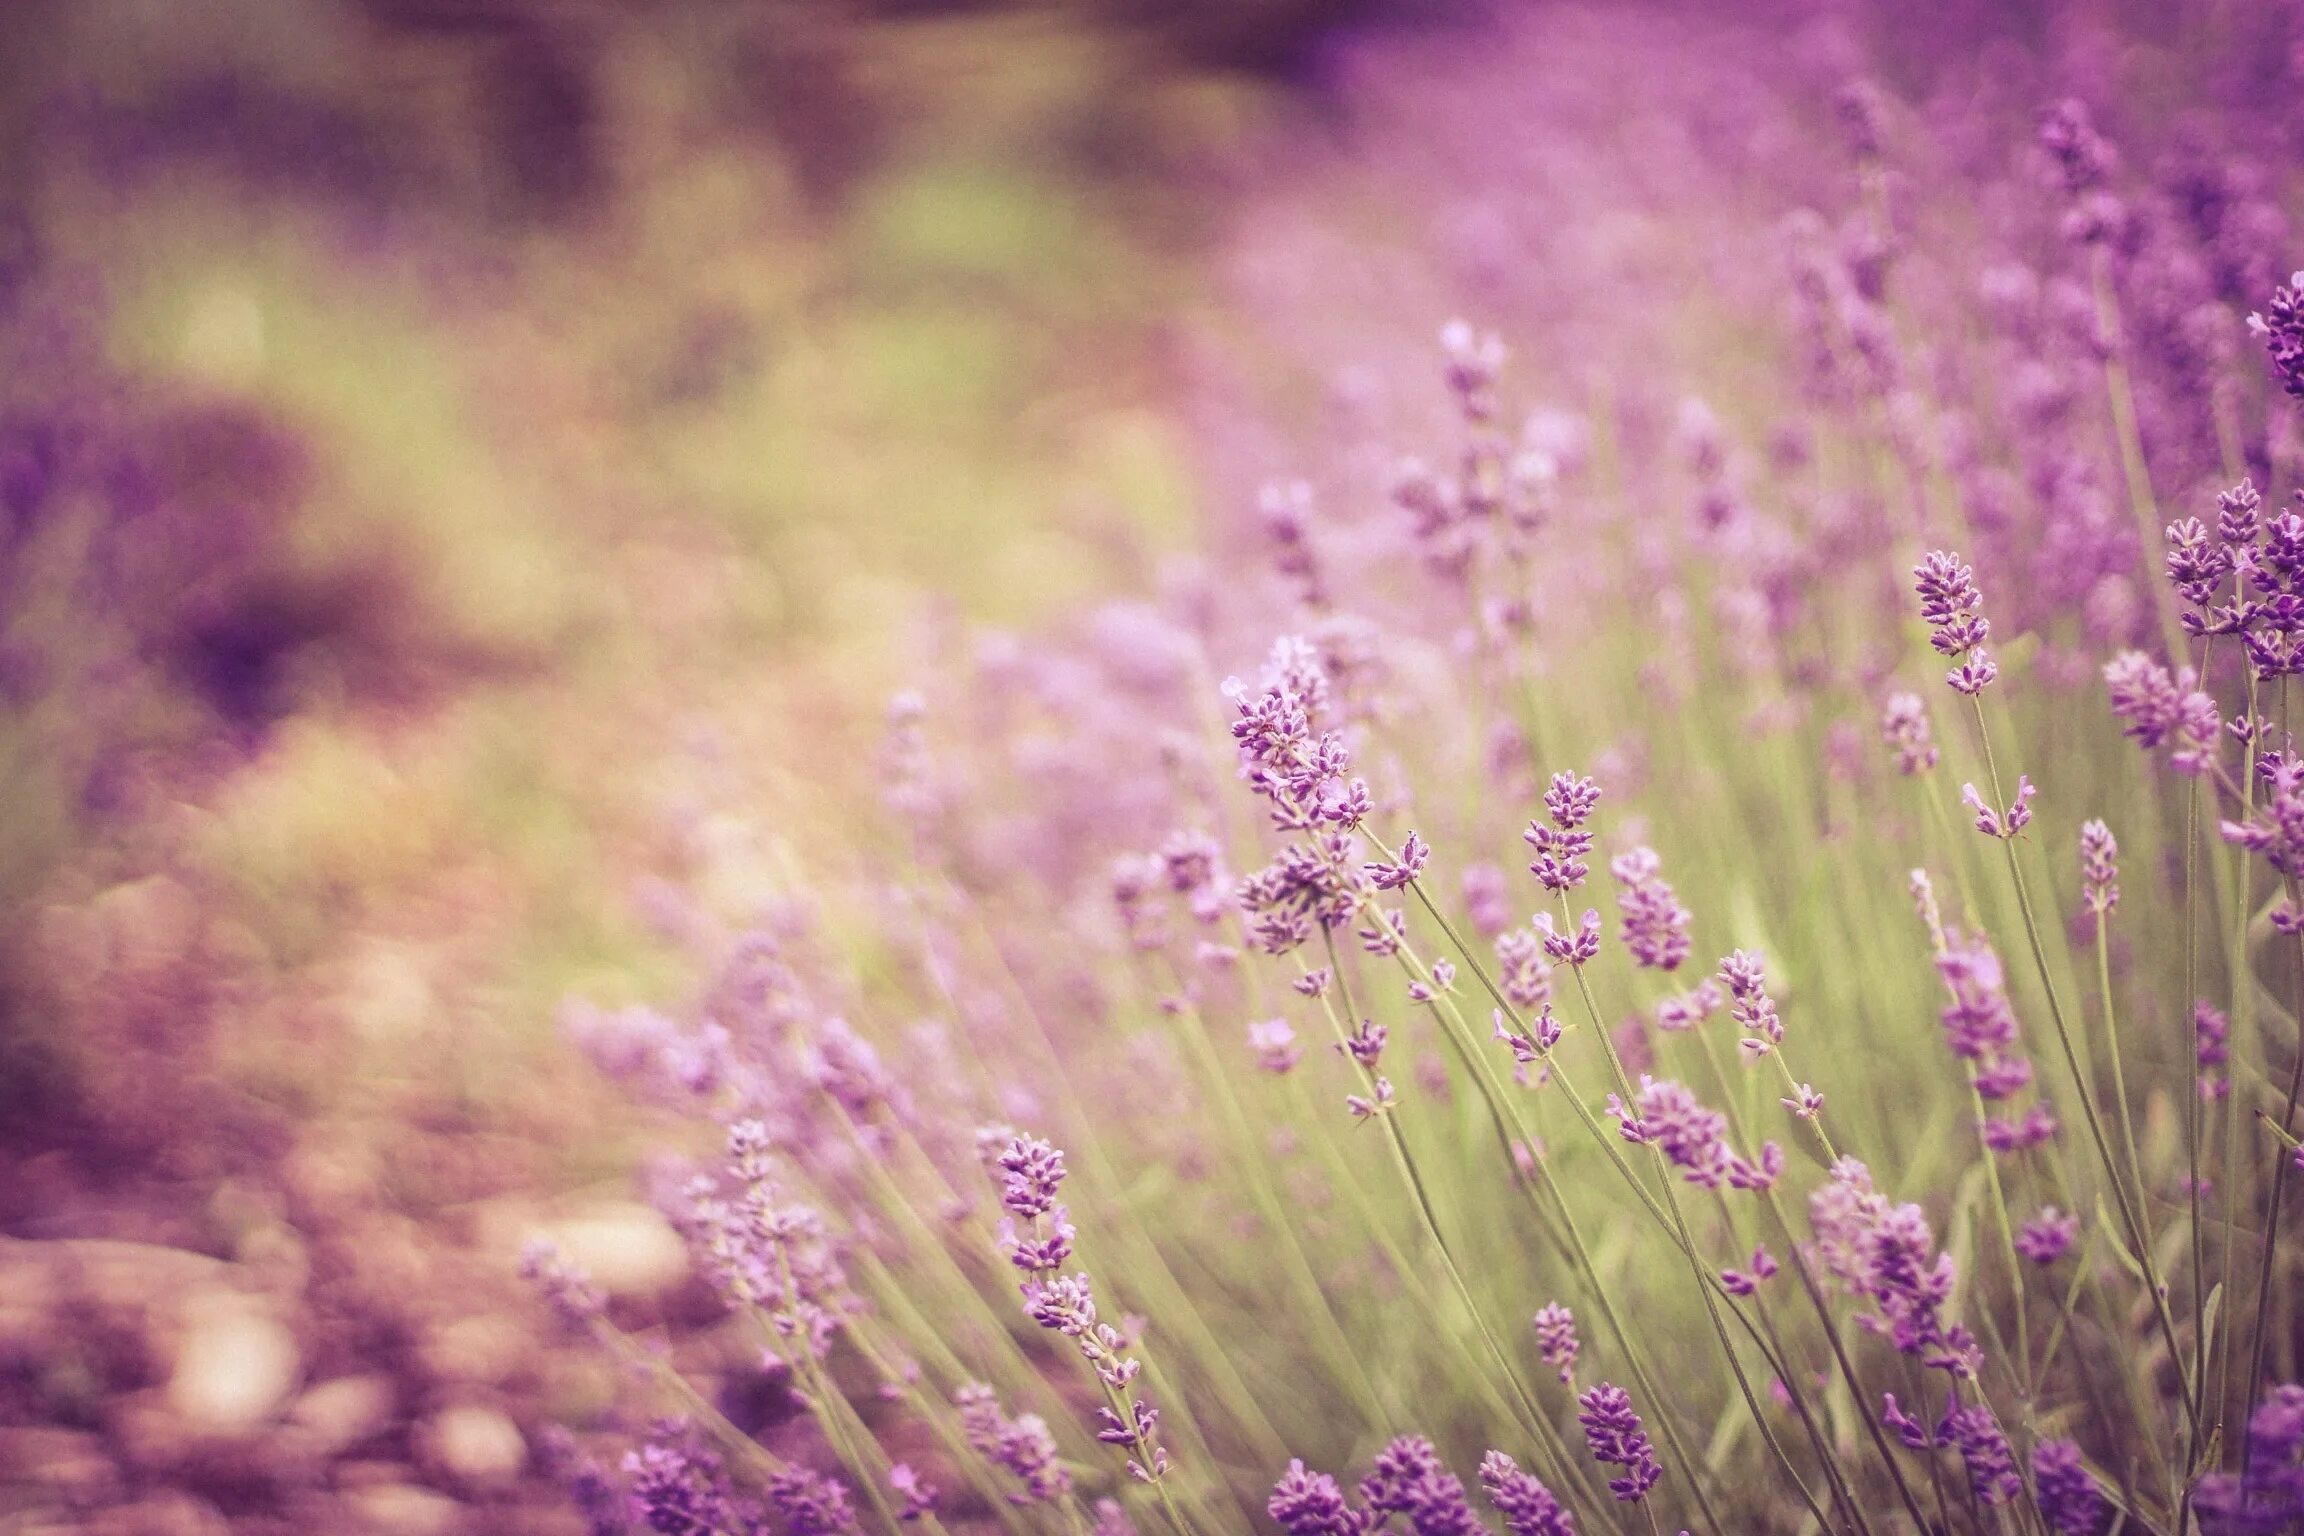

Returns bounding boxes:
[2105,652,2221,772]
[1532,1301,1579,1384]
[2038,99,2113,198]
[1463,862,1513,938]
[2033,1440,2107,1536]
[2222,751,2304,879]
[1250,1018,1302,1073]
[2249,273,2304,405]
[2198,1383,2304,1534]
[888,1463,936,1522]
[958,1383,1071,1506]
[2197,1001,2231,1100]
[1611,847,1692,971]
[1577,1384,1662,1503]
[1655,977,1724,1033]
[1881,691,1940,774]
[1962,776,2035,839]
[625,1436,757,1536]
[1497,927,1554,1008]
[2016,1206,2079,1265]
[520,1237,605,1332]
[769,1465,863,1536]
[1810,1158,1978,1377]
[2079,820,2119,921]
[1480,1451,1576,1536]
[1720,1245,1780,1296]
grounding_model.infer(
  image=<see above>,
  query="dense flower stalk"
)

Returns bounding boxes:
[1576,1383,1661,1503]
[1914,551,1998,694]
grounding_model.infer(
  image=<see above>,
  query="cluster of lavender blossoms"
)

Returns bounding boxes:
[993,1133,1174,1486]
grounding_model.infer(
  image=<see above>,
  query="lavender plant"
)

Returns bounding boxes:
[525,16,2304,1536]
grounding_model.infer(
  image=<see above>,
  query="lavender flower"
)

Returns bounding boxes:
[625,1436,758,1536]
[2016,1206,2079,1265]
[1961,776,2035,839]
[1527,772,1601,892]
[888,1464,936,1522]
[2079,820,2118,920]
[1914,551,1997,693]
[1611,846,1692,970]
[1533,908,1602,967]
[2032,1440,2107,1536]
[769,1466,864,1536]
[1719,950,1783,1058]
[1367,831,1430,891]
[1810,1158,1978,1376]
[1497,927,1555,1008]
[2197,1382,2304,1535]
[1881,691,1940,773]
[1610,1075,1783,1191]
[958,1383,1071,1506]
[1480,1452,1576,1536]
[1361,1435,1483,1536]
[1941,1403,2021,1505]
[1532,1301,1579,1383]
[1577,1383,1662,1503]
[1250,1018,1303,1073]
[520,1237,606,1332]
[2196,1001,2231,1100]
[1655,977,1724,1033]
[2250,272,2304,404]
[1271,1461,1368,1536]
[2105,651,2221,772]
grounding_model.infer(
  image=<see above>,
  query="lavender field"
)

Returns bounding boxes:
[6,1,2304,1533]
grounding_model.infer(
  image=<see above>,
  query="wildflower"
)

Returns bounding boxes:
[1610,1075,1782,1191]
[1533,908,1602,966]
[1463,862,1513,937]
[1655,977,1724,1033]
[1532,1302,1579,1383]
[1366,831,1430,891]
[2250,272,2304,404]
[958,1384,1071,1506]
[1782,1082,1825,1119]
[2032,1440,2107,1536]
[1719,949,1784,1057]
[2079,820,2118,920]
[626,1435,756,1536]
[769,1466,864,1536]
[1249,1018,1302,1073]
[2196,1382,2304,1534]
[888,1464,936,1522]
[1721,1245,1781,1296]
[1611,847,1693,970]
[1881,691,1940,773]
[2037,99,2112,197]
[1493,1006,1562,1065]
[520,1238,605,1332]
[1962,776,2035,839]
[1480,1452,1576,1536]
[2222,751,2304,877]
[1271,1461,1368,1536]
[1527,773,1602,892]
[2105,652,2221,770]
[1361,1436,1483,1536]
[1810,1158,1978,1376]
[1941,1403,2022,1505]
[1914,551,1997,694]
[2015,1207,2079,1265]
[1496,928,1554,1008]
[1577,1383,1662,1503]
[2196,1002,2231,1100]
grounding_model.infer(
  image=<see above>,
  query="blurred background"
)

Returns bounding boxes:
[0,1,1432,1529]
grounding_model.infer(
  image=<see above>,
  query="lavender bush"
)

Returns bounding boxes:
[498,7,2304,1536]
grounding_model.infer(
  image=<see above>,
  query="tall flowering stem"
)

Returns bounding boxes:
[1917,552,2203,1442]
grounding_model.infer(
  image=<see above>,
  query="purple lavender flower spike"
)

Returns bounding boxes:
[1480,1451,1576,1536]
[2032,1440,2107,1536]
[1914,551,1997,694]
[2016,1206,2079,1265]
[1941,1403,2022,1506]
[2079,820,2118,921]
[1881,691,1940,774]
[2250,273,2304,404]
[1271,1461,1367,1536]
[1532,1301,1579,1384]
[1611,846,1692,971]
[1577,1383,1662,1503]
